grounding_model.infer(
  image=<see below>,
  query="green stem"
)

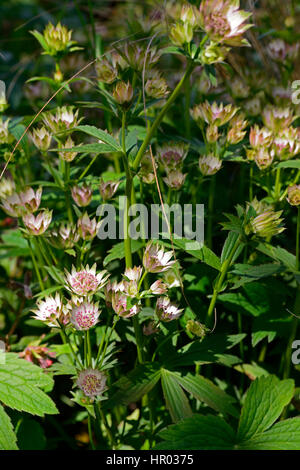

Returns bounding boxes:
[88,414,96,450]
[249,164,253,201]
[207,176,216,249]
[206,235,242,327]
[274,167,281,202]
[132,61,195,172]
[28,239,44,291]
[296,206,300,271]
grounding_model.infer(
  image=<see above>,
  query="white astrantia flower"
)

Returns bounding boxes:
[65,264,109,296]
[32,293,69,327]
[77,368,107,398]
[22,209,52,235]
[155,296,183,322]
[70,300,100,330]
[143,242,175,273]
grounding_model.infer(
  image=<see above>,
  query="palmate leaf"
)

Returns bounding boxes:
[230,263,284,288]
[103,240,143,266]
[172,238,221,271]
[238,418,300,450]
[237,375,294,441]
[172,372,239,418]
[54,143,117,154]
[0,405,18,450]
[0,353,58,417]
[155,415,236,450]
[161,369,192,423]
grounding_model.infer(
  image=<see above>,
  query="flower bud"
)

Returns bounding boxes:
[23,209,52,235]
[169,21,193,47]
[206,124,219,143]
[30,127,52,152]
[186,320,208,338]
[113,81,133,105]
[199,155,222,176]
[95,59,118,84]
[99,179,120,201]
[287,185,300,206]
[71,184,92,207]
[77,212,100,240]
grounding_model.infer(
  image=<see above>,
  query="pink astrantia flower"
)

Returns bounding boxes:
[155,296,183,322]
[32,293,69,327]
[163,170,187,190]
[99,179,120,201]
[249,125,273,148]
[70,301,100,330]
[77,212,100,240]
[191,101,238,127]
[71,184,93,207]
[123,266,143,283]
[262,105,295,132]
[23,209,52,235]
[199,0,252,47]
[65,264,109,296]
[50,222,80,249]
[143,242,175,273]
[77,368,107,398]
[149,280,168,295]
[157,142,188,171]
[111,289,141,318]
[1,187,42,217]
[199,155,222,176]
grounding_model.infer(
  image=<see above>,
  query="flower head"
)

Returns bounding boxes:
[34,22,75,56]
[143,242,175,273]
[113,81,133,105]
[1,187,42,217]
[191,101,238,127]
[77,212,100,240]
[246,209,285,239]
[43,106,81,135]
[58,136,79,162]
[49,222,80,249]
[111,286,141,318]
[70,300,100,330]
[157,142,188,171]
[156,296,183,322]
[71,184,93,207]
[95,59,118,84]
[99,179,120,201]
[30,127,52,151]
[199,154,222,175]
[199,0,252,46]
[32,293,68,327]
[23,209,52,235]
[249,125,273,148]
[163,170,187,190]
[77,368,107,398]
[65,264,109,296]
[287,185,300,206]
[262,105,295,132]
[253,147,274,170]
[0,177,15,199]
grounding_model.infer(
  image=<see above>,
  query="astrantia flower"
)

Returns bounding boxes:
[30,127,52,151]
[143,242,175,273]
[35,22,75,56]
[0,177,15,199]
[157,142,188,171]
[169,21,194,46]
[23,209,52,235]
[163,170,187,190]
[145,74,169,99]
[70,301,100,330]
[113,81,133,105]
[272,128,300,160]
[99,179,120,201]
[199,154,222,175]
[199,0,252,47]
[43,106,81,135]
[32,293,68,327]
[111,289,141,318]
[253,147,274,170]
[123,266,143,283]
[186,320,208,338]
[49,222,80,249]
[163,269,181,288]
[191,101,238,127]
[138,153,157,184]
[262,106,295,132]
[249,125,273,148]
[77,212,100,240]
[149,280,168,295]
[287,185,300,206]
[77,368,107,398]
[95,59,118,84]
[19,344,56,369]
[65,264,109,296]
[155,296,183,322]
[247,209,285,239]
[58,136,79,162]
[1,187,42,217]
[71,184,93,207]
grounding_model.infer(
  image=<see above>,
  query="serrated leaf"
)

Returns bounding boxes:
[0,405,18,450]
[172,238,221,271]
[53,143,116,154]
[173,372,239,418]
[155,415,236,450]
[160,369,192,423]
[238,417,300,450]
[237,375,294,441]
[0,353,58,417]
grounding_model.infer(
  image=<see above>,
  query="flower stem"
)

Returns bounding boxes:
[131,60,195,172]
[28,238,44,291]
[206,235,242,327]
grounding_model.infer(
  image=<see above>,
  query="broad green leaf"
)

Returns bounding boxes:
[230,263,284,288]
[173,372,239,418]
[0,353,58,417]
[256,243,296,271]
[234,362,269,380]
[166,334,245,368]
[277,160,300,169]
[172,238,221,271]
[219,283,270,317]
[103,240,143,266]
[155,415,236,450]
[0,405,18,450]
[160,369,192,423]
[237,375,294,441]
[17,418,46,450]
[238,417,300,450]
[74,125,122,151]
[106,363,161,407]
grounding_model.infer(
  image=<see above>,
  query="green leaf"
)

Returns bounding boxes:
[166,333,245,368]
[160,369,192,423]
[277,160,300,169]
[256,243,296,271]
[230,263,284,288]
[238,417,300,450]
[17,418,46,450]
[237,375,294,441]
[103,240,143,266]
[53,143,116,154]
[172,238,221,271]
[155,415,236,450]
[0,405,18,450]
[107,363,161,407]
[0,353,58,417]
[74,125,122,151]
[173,372,239,418]
[234,362,269,380]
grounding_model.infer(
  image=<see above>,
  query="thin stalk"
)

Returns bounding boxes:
[274,167,281,202]
[132,61,195,172]
[206,236,242,327]
[207,176,216,249]
[249,164,253,201]
[28,239,44,291]
[88,414,96,450]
